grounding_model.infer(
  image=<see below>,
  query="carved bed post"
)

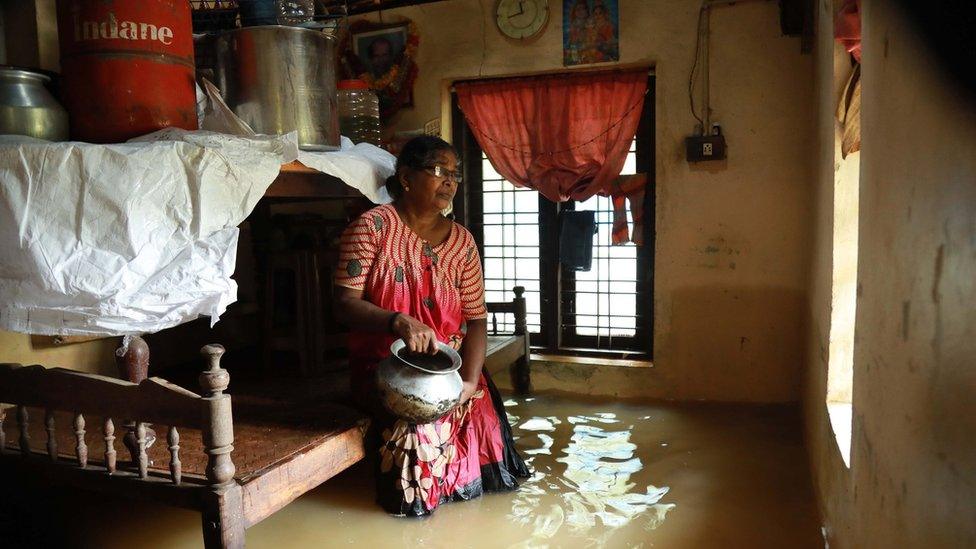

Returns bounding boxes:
[198,344,244,549]
[116,335,150,383]
[512,286,532,394]
[115,335,156,460]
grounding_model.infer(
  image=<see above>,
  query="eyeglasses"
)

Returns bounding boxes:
[422,165,463,184]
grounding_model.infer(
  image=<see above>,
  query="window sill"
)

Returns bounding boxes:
[530,352,653,369]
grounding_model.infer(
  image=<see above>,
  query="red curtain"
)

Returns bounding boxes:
[834,0,861,62]
[456,69,647,203]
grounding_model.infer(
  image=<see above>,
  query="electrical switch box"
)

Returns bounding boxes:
[686,134,727,162]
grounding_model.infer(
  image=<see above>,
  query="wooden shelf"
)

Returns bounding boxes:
[264,161,366,200]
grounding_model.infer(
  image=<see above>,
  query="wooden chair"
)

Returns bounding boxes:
[484,286,532,394]
[0,344,367,548]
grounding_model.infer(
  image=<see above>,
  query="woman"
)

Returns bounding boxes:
[590,2,617,62]
[334,136,529,516]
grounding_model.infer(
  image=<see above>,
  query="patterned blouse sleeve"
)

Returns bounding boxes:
[460,242,488,320]
[335,214,377,291]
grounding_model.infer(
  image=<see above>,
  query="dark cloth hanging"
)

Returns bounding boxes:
[559,210,597,271]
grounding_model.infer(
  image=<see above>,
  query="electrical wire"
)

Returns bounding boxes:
[688,3,706,128]
[477,0,488,77]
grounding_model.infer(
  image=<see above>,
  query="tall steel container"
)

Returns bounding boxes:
[215,26,339,151]
[56,0,198,143]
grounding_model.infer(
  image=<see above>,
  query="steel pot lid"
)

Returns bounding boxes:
[220,24,337,41]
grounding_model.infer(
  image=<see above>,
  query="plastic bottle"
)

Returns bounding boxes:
[337,79,381,146]
[276,0,314,26]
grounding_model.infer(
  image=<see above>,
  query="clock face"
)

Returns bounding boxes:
[496,0,549,40]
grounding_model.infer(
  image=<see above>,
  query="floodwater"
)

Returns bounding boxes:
[4,394,822,548]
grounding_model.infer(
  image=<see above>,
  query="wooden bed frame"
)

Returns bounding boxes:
[0,344,368,548]
[0,289,530,548]
[484,286,532,394]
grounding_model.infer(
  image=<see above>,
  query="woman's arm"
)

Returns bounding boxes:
[458,318,487,403]
[457,234,490,404]
[333,286,438,354]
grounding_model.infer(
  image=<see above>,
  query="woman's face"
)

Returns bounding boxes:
[401,150,460,213]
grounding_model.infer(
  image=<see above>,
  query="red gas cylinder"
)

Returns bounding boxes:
[56,0,198,143]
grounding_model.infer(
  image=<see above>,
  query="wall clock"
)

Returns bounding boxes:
[496,0,549,40]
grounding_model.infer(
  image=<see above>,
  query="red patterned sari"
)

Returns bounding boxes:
[336,204,529,516]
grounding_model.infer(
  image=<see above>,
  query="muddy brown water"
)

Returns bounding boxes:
[2,393,822,548]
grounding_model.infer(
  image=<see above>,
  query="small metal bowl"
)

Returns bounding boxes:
[376,340,463,423]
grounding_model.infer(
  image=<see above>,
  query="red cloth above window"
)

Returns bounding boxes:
[834,0,861,62]
[456,69,647,203]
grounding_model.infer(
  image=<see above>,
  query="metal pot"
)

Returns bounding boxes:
[214,25,339,151]
[376,340,464,424]
[0,68,69,141]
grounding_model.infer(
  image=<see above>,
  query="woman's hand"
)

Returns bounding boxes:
[459,379,479,404]
[392,313,438,354]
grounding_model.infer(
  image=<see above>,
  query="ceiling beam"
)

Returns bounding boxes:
[323,0,449,16]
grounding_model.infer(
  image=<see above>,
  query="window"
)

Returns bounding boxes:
[560,139,649,352]
[452,76,654,357]
[481,156,542,334]
[826,15,860,468]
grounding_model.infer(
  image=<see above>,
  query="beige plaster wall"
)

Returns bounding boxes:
[804,1,976,546]
[358,0,815,402]
[0,331,118,376]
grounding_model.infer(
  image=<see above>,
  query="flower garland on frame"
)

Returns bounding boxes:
[340,19,420,121]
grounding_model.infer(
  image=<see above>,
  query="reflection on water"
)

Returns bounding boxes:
[518,417,562,431]
[507,401,674,548]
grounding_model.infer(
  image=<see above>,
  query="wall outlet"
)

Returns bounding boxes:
[686,134,727,162]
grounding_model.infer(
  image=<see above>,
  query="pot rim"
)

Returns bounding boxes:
[220,24,337,41]
[389,339,462,375]
[0,66,52,83]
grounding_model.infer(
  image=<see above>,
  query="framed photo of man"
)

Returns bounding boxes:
[341,19,419,119]
[352,25,409,79]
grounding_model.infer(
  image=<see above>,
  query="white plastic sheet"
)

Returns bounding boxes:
[1,86,396,336]
[298,142,394,204]
[0,129,298,336]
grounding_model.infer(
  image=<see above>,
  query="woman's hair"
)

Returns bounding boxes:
[386,136,457,200]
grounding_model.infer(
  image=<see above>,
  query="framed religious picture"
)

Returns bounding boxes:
[563,0,620,66]
[353,25,409,80]
[342,20,419,120]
